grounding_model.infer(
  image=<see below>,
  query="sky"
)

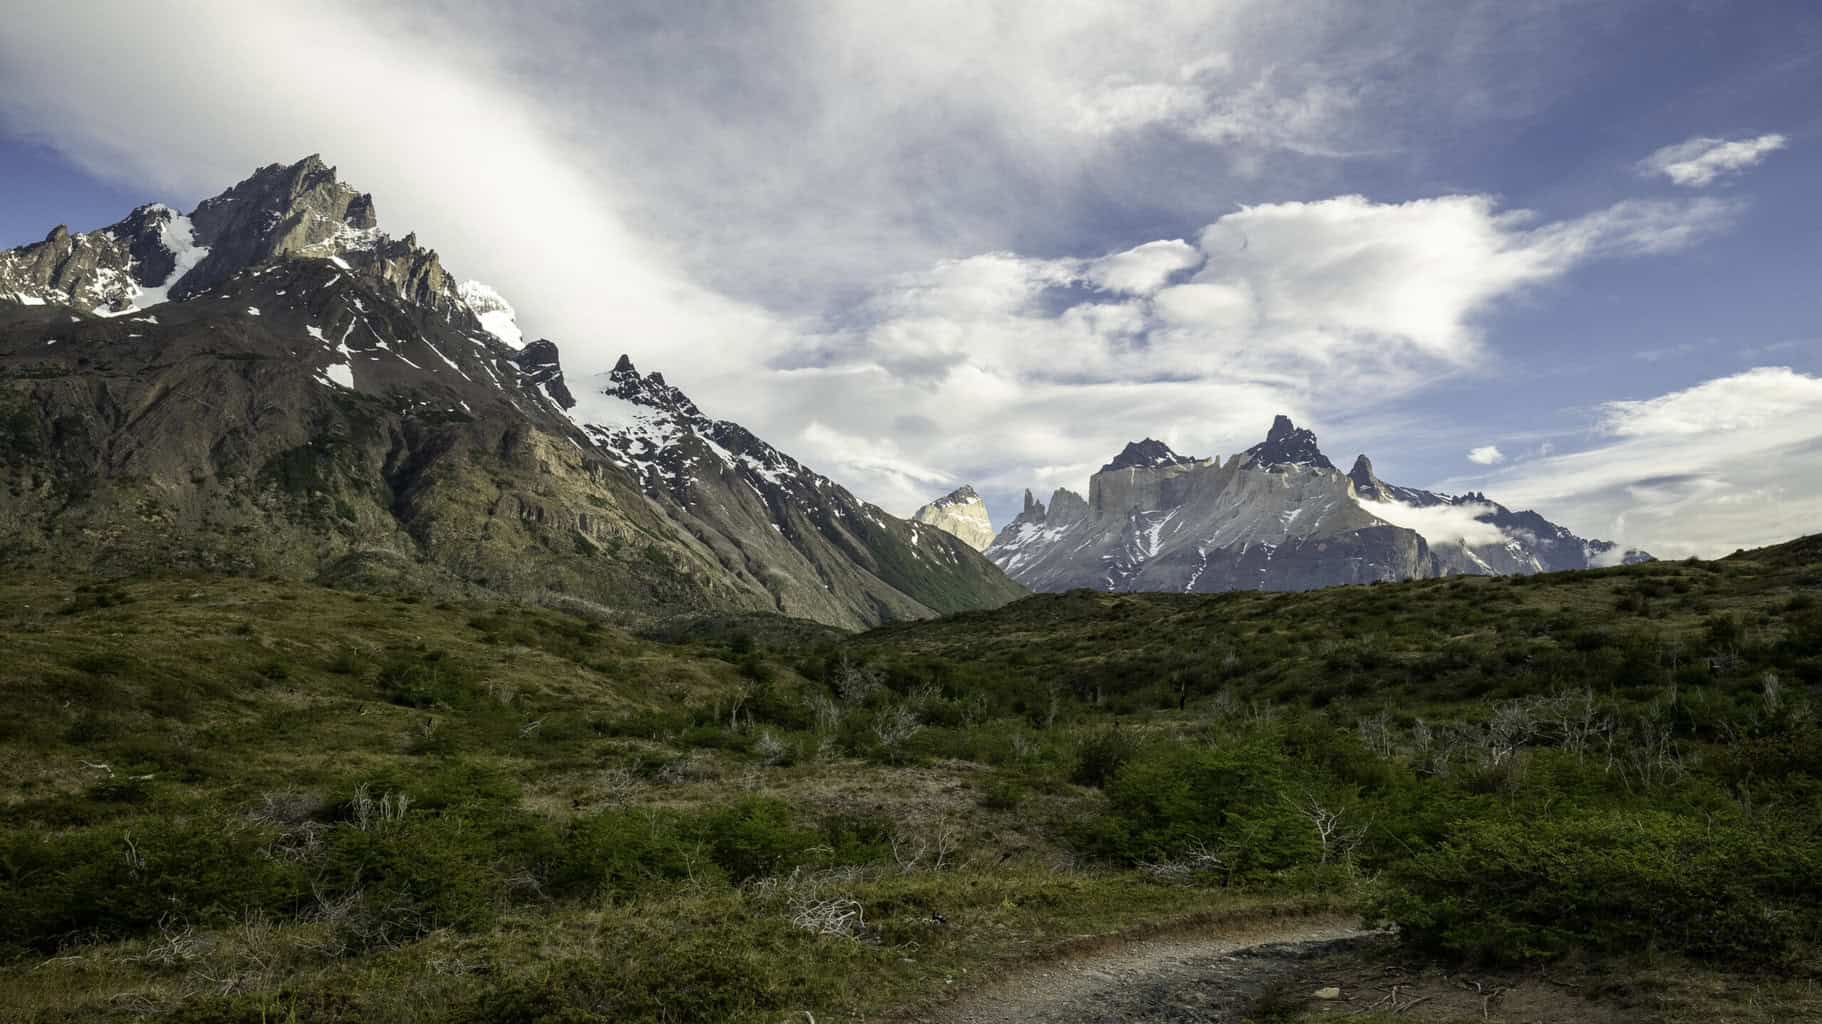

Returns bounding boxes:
[1,1,1818,558]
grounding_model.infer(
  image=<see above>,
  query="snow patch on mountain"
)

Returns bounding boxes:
[136,207,210,309]
[458,280,522,348]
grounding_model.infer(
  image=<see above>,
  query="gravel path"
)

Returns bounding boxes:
[900,915,1373,1024]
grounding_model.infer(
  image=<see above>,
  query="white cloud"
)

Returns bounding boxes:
[797,421,956,502]
[1600,366,1822,436]
[1639,133,1789,187]
[1360,497,1511,548]
[761,191,1734,515]
[1185,195,1736,366]
[1085,240,1203,295]
[1437,368,1822,558]
[1467,445,1505,465]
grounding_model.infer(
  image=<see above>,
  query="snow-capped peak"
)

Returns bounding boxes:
[459,280,522,349]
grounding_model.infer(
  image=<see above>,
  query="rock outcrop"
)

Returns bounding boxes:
[911,485,996,551]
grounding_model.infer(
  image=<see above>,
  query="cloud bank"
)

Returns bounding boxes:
[1363,497,1511,548]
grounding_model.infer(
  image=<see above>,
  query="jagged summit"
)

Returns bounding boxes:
[1242,415,1334,471]
[925,484,981,506]
[604,352,703,418]
[1102,438,1197,473]
[912,484,995,552]
[988,414,1646,593]
[2,154,475,327]
[511,340,576,409]
[1347,454,1380,497]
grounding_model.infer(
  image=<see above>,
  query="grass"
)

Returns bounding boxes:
[0,535,1818,1021]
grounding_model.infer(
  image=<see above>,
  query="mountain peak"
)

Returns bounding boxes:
[603,354,701,417]
[1347,454,1385,500]
[1242,415,1334,471]
[913,484,994,551]
[457,280,521,348]
[511,339,575,410]
[1101,438,1196,473]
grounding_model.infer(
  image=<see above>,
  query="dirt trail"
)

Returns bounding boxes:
[898,914,1373,1023]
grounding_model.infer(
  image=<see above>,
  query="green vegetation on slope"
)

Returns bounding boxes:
[1,535,1819,1021]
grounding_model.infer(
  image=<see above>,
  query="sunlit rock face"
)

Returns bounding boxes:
[912,484,996,552]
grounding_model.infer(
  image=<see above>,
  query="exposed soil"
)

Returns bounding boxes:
[898,918,1714,1023]
[896,915,1373,1023]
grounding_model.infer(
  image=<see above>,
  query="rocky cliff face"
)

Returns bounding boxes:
[0,157,1023,628]
[988,420,1644,593]
[911,485,996,551]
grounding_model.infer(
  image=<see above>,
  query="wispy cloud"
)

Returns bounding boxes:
[1438,367,1822,557]
[1638,133,1789,187]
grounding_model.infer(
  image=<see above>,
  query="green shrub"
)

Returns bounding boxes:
[316,818,503,948]
[698,799,821,882]
[1090,740,1316,875]
[373,649,472,708]
[553,809,715,899]
[1071,727,1139,788]
[0,818,305,955]
[1374,810,1821,964]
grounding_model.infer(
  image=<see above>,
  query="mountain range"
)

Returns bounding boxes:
[977,415,1648,593]
[0,156,1023,628]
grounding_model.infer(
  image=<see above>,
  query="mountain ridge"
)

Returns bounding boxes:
[984,416,1646,593]
[0,156,1023,628]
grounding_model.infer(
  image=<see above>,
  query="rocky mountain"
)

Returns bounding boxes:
[986,418,1646,593]
[1345,454,1650,575]
[0,156,1023,628]
[911,485,996,551]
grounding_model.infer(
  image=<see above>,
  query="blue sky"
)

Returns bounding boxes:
[2,2,1818,556]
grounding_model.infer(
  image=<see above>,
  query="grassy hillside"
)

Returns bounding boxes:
[1,538,1818,1021]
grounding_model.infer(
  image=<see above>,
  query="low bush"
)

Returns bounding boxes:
[1071,727,1139,788]
[1088,739,1316,876]
[1375,810,1822,963]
